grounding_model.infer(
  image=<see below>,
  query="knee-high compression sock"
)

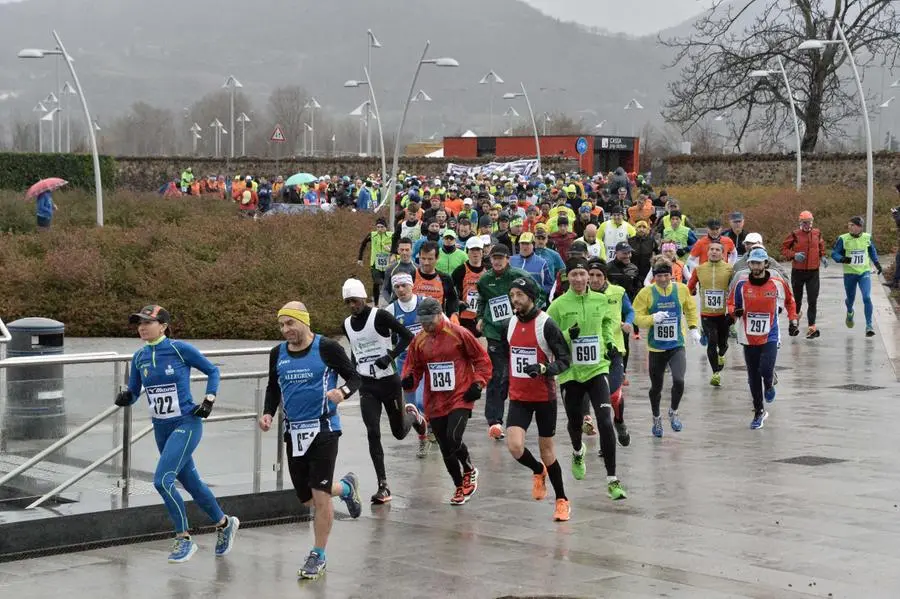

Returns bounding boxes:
[546,460,567,500]
[516,447,545,475]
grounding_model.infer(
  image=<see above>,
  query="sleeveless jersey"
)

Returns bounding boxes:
[276,336,340,432]
[344,309,394,379]
[647,284,684,351]
[506,312,553,402]
[459,263,483,319]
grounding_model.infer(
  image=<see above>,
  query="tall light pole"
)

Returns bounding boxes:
[503,106,519,136]
[389,41,459,225]
[41,108,57,153]
[750,56,802,191]
[623,98,644,137]
[33,101,47,152]
[880,97,896,150]
[503,83,541,177]
[190,122,201,155]
[410,89,432,141]
[43,92,58,151]
[304,98,321,156]
[344,70,387,189]
[350,101,370,155]
[222,75,242,159]
[542,112,552,136]
[19,31,104,226]
[236,112,250,156]
[210,118,224,157]
[594,120,607,131]
[799,24,872,233]
[61,81,76,152]
[366,29,381,157]
[479,69,504,136]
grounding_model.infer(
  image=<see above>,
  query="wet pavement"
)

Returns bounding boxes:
[1,271,899,598]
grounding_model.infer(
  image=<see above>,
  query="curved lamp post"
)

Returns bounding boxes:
[750,55,802,191]
[504,82,542,178]
[222,75,242,159]
[366,30,382,157]
[19,31,104,226]
[345,68,388,203]
[798,24,872,233]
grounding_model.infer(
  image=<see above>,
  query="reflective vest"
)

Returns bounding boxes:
[839,232,872,275]
[662,225,690,250]
[369,231,393,271]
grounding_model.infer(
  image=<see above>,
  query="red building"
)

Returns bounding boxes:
[443,134,640,174]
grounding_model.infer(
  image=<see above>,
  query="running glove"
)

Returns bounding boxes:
[463,383,482,402]
[568,323,580,340]
[875,263,883,275]
[373,354,393,370]
[794,252,806,262]
[192,399,214,418]
[788,321,800,337]
[841,256,852,264]
[604,343,620,361]
[114,389,133,407]
[732,308,745,318]
[523,363,547,378]
[821,257,829,269]
[401,375,415,390]
[688,328,702,345]
[652,311,671,323]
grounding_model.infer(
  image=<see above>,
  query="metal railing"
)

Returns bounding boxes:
[0,346,285,510]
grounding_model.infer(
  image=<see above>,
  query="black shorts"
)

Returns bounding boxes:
[285,429,340,503]
[506,400,557,437]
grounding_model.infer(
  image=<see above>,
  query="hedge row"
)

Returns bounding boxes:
[665,151,900,164]
[0,153,117,191]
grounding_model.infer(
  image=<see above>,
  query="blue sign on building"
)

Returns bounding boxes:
[575,137,588,155]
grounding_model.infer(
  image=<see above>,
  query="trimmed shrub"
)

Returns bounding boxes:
[0,153,117,191]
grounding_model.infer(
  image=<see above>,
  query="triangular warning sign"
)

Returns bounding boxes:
[270,125,286,142]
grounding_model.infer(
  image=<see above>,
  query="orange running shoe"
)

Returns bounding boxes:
[462,468,479,497]
[553,498,571,521]
[532,465,547,501]
[488,424,505,440]
[449,486,467,505]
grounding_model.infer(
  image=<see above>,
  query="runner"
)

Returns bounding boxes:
[723,212,748,256]
[505,276,573,521]
[597,206,636,262]
[781,211,827,339]
[643,241,689,285]
[476,244,533,440]
[689,218,737,266]
[510,232,554,297]
[390,200,423,255]
[401,298,492,505]
[341,278,427,504]
[357,217,393,303]
[451,236,488,337]
[632,257,701,437]
[588,259,633,449]
[412,241,460,318]
[831,216,883,337]
[687,240,734,386]
[436,229,467,275]
[547,258,627,500]
[380,237,416,305]
[727,249,799,429]
[115,305,239,564]
[260,301,363,579]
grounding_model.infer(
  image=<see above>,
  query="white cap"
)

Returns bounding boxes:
[463,197,473,205]
[465,236,485,250]
[433,178,441,186]
[744,232,763,244]
[342,278,368,300]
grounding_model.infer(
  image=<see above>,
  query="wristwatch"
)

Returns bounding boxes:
[339,385,351,399]
[204,394,216,403]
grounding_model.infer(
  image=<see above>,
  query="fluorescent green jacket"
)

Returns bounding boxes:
[547,288,616,382]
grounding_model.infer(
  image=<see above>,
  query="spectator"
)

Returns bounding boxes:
[35,190,56,230]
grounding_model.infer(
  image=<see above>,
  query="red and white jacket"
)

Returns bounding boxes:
[727,271,797,346]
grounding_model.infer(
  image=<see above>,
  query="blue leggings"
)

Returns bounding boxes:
[843,272,873,327]
[743,342,777,414]
[153,415,225,534]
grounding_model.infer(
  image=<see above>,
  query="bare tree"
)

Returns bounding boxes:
[107,102,177,155]
[661,0,900,152]
[267,86,309,156]
[511,112,586,136]
[187,90,254,157]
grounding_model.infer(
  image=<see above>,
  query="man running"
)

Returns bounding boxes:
[357,217,393,302]
[687,240,734,386]
[781,211,827,339]
[341,278,426,504]
[260,302,363,580]
[547,258,627,500]
[632,257,700,437]
[689,218,737,266]
[728,249,799,429]
[412,241,460,318]
[452,236,488,337]
[597,206,636,262]
[831,216,883,337]
[401,298,492,505]
[380,237,416,305]
[505,276,573,520]
[723,212,748,256]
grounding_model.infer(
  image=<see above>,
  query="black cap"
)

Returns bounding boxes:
[490,244,510,257]
[569,240,589,254]
[557,215,570,225]
[729,211,744,221]
[849,216,864,226]
[669,210,682,218]
[587,258,607,273]
[615,241,632,253]
[566,257,589,273]
[415,297,443,323]
[130,305,171,324]
[509,277,539,301]
[706,217,721,228]
[609,205,623,215]
[478,215,492,228]
[498,213,510,222]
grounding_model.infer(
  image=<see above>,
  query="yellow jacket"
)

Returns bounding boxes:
[632,282,698,351]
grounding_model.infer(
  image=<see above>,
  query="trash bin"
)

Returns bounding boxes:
[4,318,66,440]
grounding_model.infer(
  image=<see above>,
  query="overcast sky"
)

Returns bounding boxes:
[521,0,712,36]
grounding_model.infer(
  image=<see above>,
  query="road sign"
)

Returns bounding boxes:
[575,137,588,155]
[270,125,286,143]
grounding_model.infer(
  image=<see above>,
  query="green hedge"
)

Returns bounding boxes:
[0,153,117,191]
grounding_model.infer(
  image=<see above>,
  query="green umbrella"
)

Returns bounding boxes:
[285,172,317,187]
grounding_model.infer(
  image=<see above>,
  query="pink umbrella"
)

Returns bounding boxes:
[26,177,68,199]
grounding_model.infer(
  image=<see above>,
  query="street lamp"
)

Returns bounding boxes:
[345,68,387,197]
[623,98,644,136]
[19,31,103,226]
[410,89,432,141]
[222,75,242,159]
[366,29,382,157]
[388,41,459,225]
[190,122,201,155]
[350,101,372,156]
[881,97,897,150]
[210,118,225,157]
[303,123,313,155]
[61,82,76,152]
[542,112,552,136]
[503,106,519,136]
[503,82,542,178]
[798,24,872,233]
[33,101,47,153]
[236,112,250,156]
[42,92,58,151]
[479,69,504,136]
[304,98,321,156]
[594,120,607,130]
[750,56,802,190]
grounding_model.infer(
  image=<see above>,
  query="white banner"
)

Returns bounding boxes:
[446,159,540,179]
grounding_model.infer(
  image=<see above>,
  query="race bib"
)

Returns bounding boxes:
[606,246,616,261]
[466,290,479,312]
[654,317,678,342]
[358,354,393,378]
[428,362,456,391]
[146,384,181,420]
[289,420,321,457]
[488,295,513,322]
[375,253,389,269]
[510,346,538,378]
[747,312,771,336]
[407,322,423,336]
[572,336,600,365]
[850,249,866,266]
[704,290,725,310]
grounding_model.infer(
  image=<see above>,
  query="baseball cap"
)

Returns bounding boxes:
[130,305,171,324]
[744,232,763,244]
[748,248,769,263]
[490,244,510,257]
[415,297,443,323]
[566,257,589,273]
[557,215,570,225]
[478,215,493,228]
[729,211,744,221]
[465,236,485,251]
[615,241,632,253]
[442,229,458,239]
[707,218,722,228]
[569,240,589,254]
[534,223,548,235]
[463,197,473,205]
[519,232,535,244]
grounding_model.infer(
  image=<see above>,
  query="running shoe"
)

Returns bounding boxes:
[426,430,437,444]
[371,481,392,504]
[633,331,641,340]
[462,468,478,497]
[168,537,198,564]
[416,435,428,458]
[339,472,362,518]
[622,377,630,387]
[607,479,627,501]
[846,311,855,328]
[773,370,779,386]
[750,410,768,430]
[668,408,683,432]
[405,403,427,435]
[652,416,663,438]
[298,551,326,580]
[614,421,631,447]
[728,325,737,339]
[449,486,467,505]
[699,332,708,346]
[866,327,875,337]
[553,498,571,521]
[532,465,548,500]
[710,372,721,387]
[764,386,776,403]
[806,325,820,339]
[597,446,604,458]
[488,424,505,440]
[214,516,240,557]
[718,354,726,367]
[571,447,586,480]
[581,415,597,436]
